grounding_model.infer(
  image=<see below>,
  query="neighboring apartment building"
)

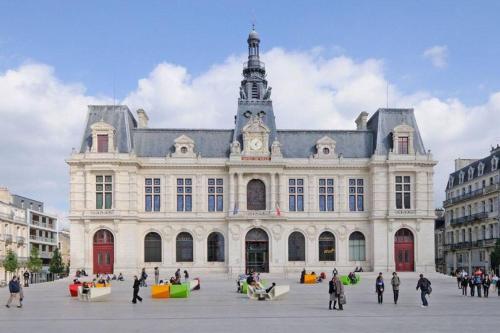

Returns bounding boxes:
[443,146,500,274]
[58,229,70,266]
[0,188,59,275]
[0,188,29,279]
[434,208,446,274]
[68,28,437,276]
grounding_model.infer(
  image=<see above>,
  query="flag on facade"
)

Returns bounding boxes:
[233,202,239,215]
[275,203,281,216]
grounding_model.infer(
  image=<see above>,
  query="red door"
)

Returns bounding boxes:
[93,230,114,274]
[394,228,414,272]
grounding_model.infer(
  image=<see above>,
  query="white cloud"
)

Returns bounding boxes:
[1,49,499,216]
[423,45,448,69]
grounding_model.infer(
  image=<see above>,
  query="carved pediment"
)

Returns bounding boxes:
[172,135,196,158]
[314,135,336,159]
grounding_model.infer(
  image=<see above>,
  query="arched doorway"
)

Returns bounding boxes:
[93,229,114,274]
[245,228,269,273]
[394,228,414,271]
[247,179,266,210]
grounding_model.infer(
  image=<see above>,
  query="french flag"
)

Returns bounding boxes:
[275,204,281,216]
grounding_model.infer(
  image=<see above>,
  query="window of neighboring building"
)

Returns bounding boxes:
[207,232,224,262]
[289,179,304,212]
[144,232,162,262]
[97,134,109,153]
[461,229,466,243]
[478,163,484,176]
[482,180,486,188]
[145,178,161,212]
[492,157,499,171]
[176,232,193,262]
[318,231,336,261]
[481,226,486,240]
[395,176,411,209]
[489,224,494,239]
[288,232,305,261]
[468,167,474,181]
[96,175,112,209]
[489,198,494,213]
[319,178,334,212]
[348,178,364,211]
[468,228,472,242]
[177,178,192,212]
[349,231,366,261]
[397,136,409,154]
[208,178,224,212]
[479,250,485,262]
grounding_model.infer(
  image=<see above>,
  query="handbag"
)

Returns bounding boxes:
[339,294,346,305]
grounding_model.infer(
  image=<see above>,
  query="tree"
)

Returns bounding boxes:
[49,248,65,275]
[27,247,43,273]
[3,250,19,278]
[490,239,500,275]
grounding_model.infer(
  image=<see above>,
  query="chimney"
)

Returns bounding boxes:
[355,112,369,130]
[136,109,149,128]
[0,187,12,204]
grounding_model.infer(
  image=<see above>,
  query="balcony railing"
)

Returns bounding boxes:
[243,60,266,70]
[450,212,489,225]
[39,251,53,259]
[31,220,56,230]
[4,234,13,243]
[444,184,500,207]
[477,238,499,247]
[16,236,25,244]
[29,235,57,244]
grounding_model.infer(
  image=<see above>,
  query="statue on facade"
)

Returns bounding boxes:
[230,140,241,154]
[239,86,247,99]
[263,87,272,100]
[271,139,282,156]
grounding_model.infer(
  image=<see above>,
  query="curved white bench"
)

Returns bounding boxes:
[266,285,290,300]
[78,286,111,302]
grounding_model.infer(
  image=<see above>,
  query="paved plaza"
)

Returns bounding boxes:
[0,272,498,332]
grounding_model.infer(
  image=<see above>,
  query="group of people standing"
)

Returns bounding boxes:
[456,268,499,297]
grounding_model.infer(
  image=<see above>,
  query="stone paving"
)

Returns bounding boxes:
[0,272,498,333]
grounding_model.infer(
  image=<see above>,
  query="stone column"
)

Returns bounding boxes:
[270,173,276,211]
[238,173,245,211]
[228,172,235,215]
[278,174,286,210]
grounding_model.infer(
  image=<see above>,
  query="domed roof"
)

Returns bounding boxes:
[248,29,260,40]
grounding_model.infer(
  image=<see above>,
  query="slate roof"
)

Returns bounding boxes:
[447,148,500,190]
[79,105,427,160]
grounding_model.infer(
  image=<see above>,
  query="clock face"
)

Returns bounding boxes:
[249,138,263,150]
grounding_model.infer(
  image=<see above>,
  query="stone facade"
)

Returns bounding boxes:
[67,29,437,276]
[443,146,500,274]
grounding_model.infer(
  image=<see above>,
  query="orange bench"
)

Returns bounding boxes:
[303,274,317,284]
[151,284,170,298]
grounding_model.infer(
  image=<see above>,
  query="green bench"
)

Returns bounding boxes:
[340,275,361,285]
[170,283,191,298]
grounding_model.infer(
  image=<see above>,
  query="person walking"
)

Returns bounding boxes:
[474,273,482,297]
[183,270,189,282]
[391,272,400,304]
[154,267,159,285]
[333,273,344,310]
[132,276,143,304]
[328,277,336,310]
[5,276,22,308]
[416,274,431,308]
[483,275,491,298]
[461,276,468,296]
[469,276,475,297]
[140,268,148,287]
[23,271,30,287]
[375,272,384,304]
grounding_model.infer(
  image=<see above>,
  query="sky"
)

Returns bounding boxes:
[1,1,500,227]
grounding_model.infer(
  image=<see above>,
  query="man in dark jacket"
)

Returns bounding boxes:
[416,274,431,307]
[132,275,143,304]
[23,271,30,287]
[375,273,385,304]
[5,276,22,308]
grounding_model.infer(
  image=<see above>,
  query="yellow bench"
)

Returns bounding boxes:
[151,284,170,298]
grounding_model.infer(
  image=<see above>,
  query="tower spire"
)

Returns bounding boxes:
[239,27,270,101]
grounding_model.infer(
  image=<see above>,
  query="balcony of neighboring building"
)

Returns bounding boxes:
[443,183,499,207]
[30,213,57,231]
[2,233,13,244]
[449,212,489,226]
[29,234,57,245]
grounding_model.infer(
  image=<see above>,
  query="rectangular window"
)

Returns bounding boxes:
[395,176,411,209]
[208,178,224,212]
[319,178,334,211]
[145,178,161,212]
[177,178,192,212]
[398,136,409,154]
[288,178,304,211]
[97,134,109,153]
[348,178,364,211]
[96,175,112,209]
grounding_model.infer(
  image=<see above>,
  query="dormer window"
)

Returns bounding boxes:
[468,167,474,181]
[478,162,485,176]
[459,171,465,184]
[172,135,196,158]
[492,156,499,171]
[323,147,330,155]
[392,124,415,155]
[90,121,115,153]
[181,147,188,154]
[449,176,455,188]
[314,136,336,159]
[97,134,109,153]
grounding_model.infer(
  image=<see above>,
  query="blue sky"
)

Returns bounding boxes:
[0,1,499,220]
[1,1,499,103]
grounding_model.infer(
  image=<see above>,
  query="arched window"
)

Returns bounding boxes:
[247,179,266,210]
[319,231,335,261]
[176,232,193,262]
[395,228,414,242]
[144,232,162,262]
[288,232,305,261]
[349,231,366,261]
[207,232,225,262]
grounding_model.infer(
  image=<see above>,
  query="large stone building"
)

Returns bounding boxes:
[443,146,500,274]
[68,29,437,276]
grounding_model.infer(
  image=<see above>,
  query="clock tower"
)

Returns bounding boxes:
[232,26,278,156]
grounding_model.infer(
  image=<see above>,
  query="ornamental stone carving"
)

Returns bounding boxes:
[271,225,282,240]
[230,224,241,241]
[306,225,316,241]
[194,225,205,241]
